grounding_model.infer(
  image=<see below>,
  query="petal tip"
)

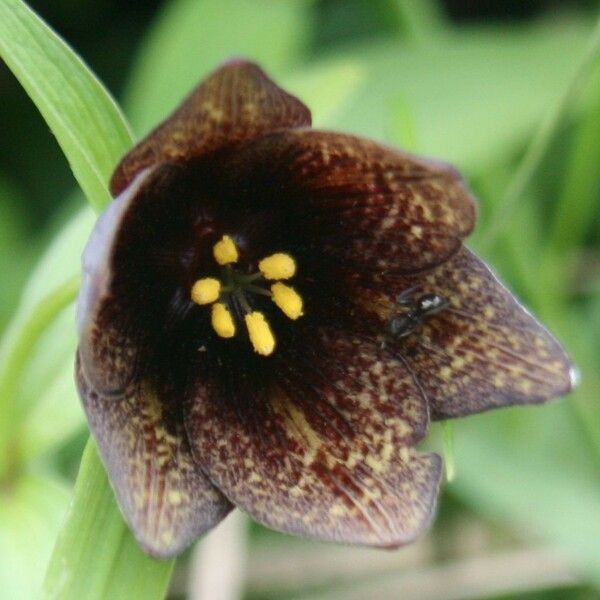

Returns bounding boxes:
[134,533,193,561]
[126,493,233,559]
[110,59,311,195]
[568,364,580,390]
[374,451,443,549]
[119,485,232,560]
[222,56,257,69]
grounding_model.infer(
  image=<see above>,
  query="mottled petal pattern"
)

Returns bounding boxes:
[76,355,231,558]
[74,58,574,558]
[366,248,574,418]
[185,329,442,547]
[111,60,311,195]
[225,130,476,273]
[76,169,231,558]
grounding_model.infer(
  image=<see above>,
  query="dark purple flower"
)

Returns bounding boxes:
[76,60,574,558]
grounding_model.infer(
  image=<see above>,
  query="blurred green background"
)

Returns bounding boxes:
[1,1,599,599]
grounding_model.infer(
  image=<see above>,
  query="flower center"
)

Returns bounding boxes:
[190,235,304,356]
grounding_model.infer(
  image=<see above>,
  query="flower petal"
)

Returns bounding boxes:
[185,329,442,547]
[376,248,575,418]
[223,129,476,273]
[76,170,231,558]
[77,167,153,337]
[76,355,232,558]
[110,60,311,196]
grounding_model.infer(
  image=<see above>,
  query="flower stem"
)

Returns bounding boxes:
[442,421,456,482]
[0,274,80,480]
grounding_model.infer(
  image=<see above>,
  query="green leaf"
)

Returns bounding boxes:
[0,206,173,596]
[11,209,94,414]
[0,176,32,333]
[43,441,174,600]
[20,356,84,460]
[549,73,600,250]
[0,474,71,600]
[0,1,176,596]
[392,0,446,42]
[0,0,134,211]
[0,274,79,475]
[0,208,94,469]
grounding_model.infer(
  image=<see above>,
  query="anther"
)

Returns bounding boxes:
[271,282,303,320]
[258,253,296,280]
[211,302,236,338]
[213,235,239,265]
[245,311,275,356]
[191,277,221,305]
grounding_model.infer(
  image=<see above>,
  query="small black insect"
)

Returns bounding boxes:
[389,287,449,339]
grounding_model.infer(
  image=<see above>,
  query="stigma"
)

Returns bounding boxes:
[190,235,303,356]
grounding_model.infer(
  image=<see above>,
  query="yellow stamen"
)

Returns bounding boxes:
[211,302,236,338]
[271,282,303,320]
[213,235,239,265]
[258,253,296,280]
[244,311,275,356]
[191,277,221,305]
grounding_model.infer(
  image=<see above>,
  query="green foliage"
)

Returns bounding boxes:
[43,441,174,600]
[0,475,71,600]
[0,178,30,331]
[0,1,172,597]
[1,0,599,598]
[0,0,133,212]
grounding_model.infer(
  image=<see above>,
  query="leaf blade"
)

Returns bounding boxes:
[0,0,134,211]
[0,1,176,596]
[43,441,175,600]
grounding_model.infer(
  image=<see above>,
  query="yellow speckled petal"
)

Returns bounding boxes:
[111,60,311,196]
[76,166,233,558]
[185,330,441,547]
[76,334,231,558]
[223,130,476,274]
[370,247,574,418]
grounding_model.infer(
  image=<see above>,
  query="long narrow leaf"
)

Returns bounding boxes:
[0,0,134,211]
[0,1,175,596]
[0,275,79,475]
[43,441,174,600]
